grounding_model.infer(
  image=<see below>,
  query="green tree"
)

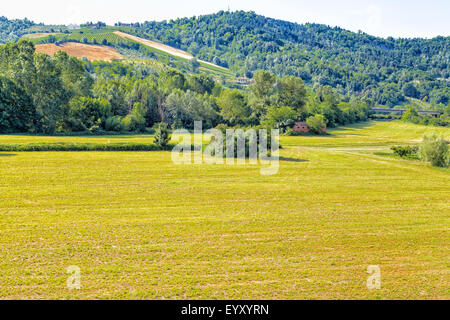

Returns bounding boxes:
[419,134,449,167]
[127,78,159,127]
[53,51,92,98]
[188,74,215,95]
[403,83,419,99]
[217,89,251,125]
[154,122,170,147]
[0,76,35,133]
[401,106,419,123]
[277,75,306,113]
[251,70,276,99]
[263,105,297,132]
[249,70,276,119]
[33,53,69,133]
[306,114,327,134]
[67,96,112,132]
[158,70,186,93]
[0,40,36,97]
[190,58,200,72]
[125,102,147,132]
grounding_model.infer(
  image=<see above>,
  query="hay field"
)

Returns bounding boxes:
[0,121,448,299]
[35,43,123,62]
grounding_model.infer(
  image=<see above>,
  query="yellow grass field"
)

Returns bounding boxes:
[35,43,123,62]
[0,121,449,299]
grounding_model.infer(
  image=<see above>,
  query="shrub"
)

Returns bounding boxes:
[419,134,449,167]
[154,122,170,147]
[284,128,311,136]
[208,125,279,159]
[88,119,102,134]
[306,114,327,134]
[391,145,418,158]
[105,116,124,132]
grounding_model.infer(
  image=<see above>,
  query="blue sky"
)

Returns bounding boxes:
[2,0,449,38]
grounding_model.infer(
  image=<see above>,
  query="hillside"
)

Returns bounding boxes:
[130,11,450,107]
[0,16,34,43]
[114,31,228,71]
[114,31,194,60]
[17,25,234,81]
[0,12,449,107]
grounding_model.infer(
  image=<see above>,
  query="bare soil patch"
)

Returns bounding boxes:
[35,43,123,62]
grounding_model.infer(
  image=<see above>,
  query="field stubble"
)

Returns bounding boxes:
[0,121,448,299]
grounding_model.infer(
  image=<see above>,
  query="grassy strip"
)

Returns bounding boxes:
[0,142,175,152]
[1,129,155,137]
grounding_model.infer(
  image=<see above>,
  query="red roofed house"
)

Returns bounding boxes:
[292,121,326,133]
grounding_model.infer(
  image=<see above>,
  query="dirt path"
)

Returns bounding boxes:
[114,31,193,60]
[114,31,228,70]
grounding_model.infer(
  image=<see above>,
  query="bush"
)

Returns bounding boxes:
[306,114,327,134]
[391,145,418,158]
[121,103,146,132]
[419,134,449,167]
[208,125,279,159]
[284,128,312,136]
[154,122,170,147]
[105,116,124,132]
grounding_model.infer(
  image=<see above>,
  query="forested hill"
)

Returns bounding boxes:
[1,12,449,107]
[131,11,450,107]
[0,17,34,43]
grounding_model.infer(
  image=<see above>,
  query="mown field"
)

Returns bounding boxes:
[0,121,449,299]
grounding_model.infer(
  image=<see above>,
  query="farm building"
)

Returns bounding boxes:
[233,77,255,85]
[292,122,326,133]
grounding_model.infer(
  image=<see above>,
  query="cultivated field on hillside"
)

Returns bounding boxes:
[35,43,123,62]
[113,31,233,78]
[114,31,229,71]
[114,31,194,60]
[22,32,62,39]
[25,28,234,80]
[0,121,448,299]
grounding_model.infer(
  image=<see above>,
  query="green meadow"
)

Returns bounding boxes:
[0,121,448,299]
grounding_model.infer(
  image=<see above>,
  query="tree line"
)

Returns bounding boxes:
[0,41,372,134]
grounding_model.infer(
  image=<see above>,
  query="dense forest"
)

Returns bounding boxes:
[1,12,449,109]
[0,12,449,134]
[0,41,376,134]
[131,11,450,107]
